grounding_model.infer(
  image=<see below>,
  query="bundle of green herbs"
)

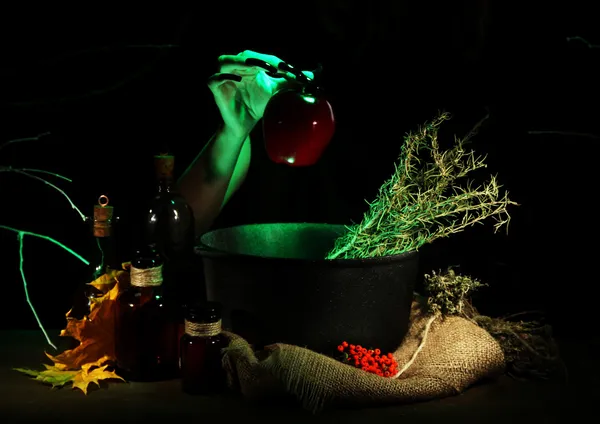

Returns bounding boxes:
[425,268,562,380]
[327,112,515,259]
[327,113,561,379]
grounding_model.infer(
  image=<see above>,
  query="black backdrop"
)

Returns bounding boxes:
[1,2,598,339]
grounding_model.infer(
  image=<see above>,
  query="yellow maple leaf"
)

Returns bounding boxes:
[48,268,129,371]
[72,355,124,394]
[88,272,118,294]
[14,355,124,394]
[88,263,131,292]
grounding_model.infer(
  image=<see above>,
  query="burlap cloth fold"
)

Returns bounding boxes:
[222,298,505,413]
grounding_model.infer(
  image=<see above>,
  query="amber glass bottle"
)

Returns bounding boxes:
[114,246,179,381]
[180,302,226,395]
[70,195,119,320]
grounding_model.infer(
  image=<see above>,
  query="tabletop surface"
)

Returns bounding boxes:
[1,330,596,423]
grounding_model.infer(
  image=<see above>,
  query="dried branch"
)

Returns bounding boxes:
[4,44,178,108]
[0,225,89,349]
[1,132,88,348]
[566,36,600,49]
[12,168,72,182]
[0,132,51,152]
[0,166,85,221]
[1,133,84,219]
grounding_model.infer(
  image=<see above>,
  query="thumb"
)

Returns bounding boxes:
[207,73,242,93]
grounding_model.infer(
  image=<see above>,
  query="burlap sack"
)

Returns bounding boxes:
[222,298,505,413]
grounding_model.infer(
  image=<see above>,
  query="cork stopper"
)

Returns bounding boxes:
[154,154,174,179]
[93,195,114,237]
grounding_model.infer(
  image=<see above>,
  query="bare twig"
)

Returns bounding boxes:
[0,225,89,349]
[12,168,72,182]
[502,310,546,320]
[463,111,490,142]
[4,44,178,108]
[0,132,51,152]
[1,168,85,221]
[0,166,72,182]
[566,36,600,49]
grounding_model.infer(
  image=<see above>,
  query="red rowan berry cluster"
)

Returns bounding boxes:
[336,341,398,377]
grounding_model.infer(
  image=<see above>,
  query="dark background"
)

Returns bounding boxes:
[0,1,598,339]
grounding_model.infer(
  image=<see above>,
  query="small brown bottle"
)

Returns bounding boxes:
[70,195,119,321]
[114,246,179,381]
[180,302,226,395]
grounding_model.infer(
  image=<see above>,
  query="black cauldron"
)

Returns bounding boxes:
[196,223,418,354]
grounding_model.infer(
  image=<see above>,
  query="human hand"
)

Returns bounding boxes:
[207,50,315,141]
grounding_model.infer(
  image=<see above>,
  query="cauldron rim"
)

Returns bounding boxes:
[196,222,418,266]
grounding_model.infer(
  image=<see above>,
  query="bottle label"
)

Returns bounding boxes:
[184,319,222,337]
[130,265,163,287]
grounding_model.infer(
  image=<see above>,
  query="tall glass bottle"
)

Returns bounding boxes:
[114,246,179,382]
[144,153,199,350]
[144,154,196,305]
[69,195,119,321]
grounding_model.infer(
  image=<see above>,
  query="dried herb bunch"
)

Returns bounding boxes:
[326,113,518,259]
[425,268,562,380]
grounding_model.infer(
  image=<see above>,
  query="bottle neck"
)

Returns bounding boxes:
[156,176,174,193]
[90,203,117,278]
[94,232,119,269]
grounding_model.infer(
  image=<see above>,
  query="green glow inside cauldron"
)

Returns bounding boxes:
[198,223,347,260]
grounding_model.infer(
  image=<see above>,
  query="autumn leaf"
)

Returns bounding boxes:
[15,266,130,394]
[88,263,132,294]
[48,268,129,370]
[14,355,124,394]
[87,271,118,294]
[72,355,124,394]
[13,366,78,388]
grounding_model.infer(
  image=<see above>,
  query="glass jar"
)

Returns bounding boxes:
[180,302,226,395]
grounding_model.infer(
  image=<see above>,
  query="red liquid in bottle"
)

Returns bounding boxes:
[115,247,179,382]
[263,87,335,167]
[180,302,226,395]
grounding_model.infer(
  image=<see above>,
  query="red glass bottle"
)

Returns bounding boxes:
[180,302,226,395]
[263,71,335,167]
[114,246,179,381]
